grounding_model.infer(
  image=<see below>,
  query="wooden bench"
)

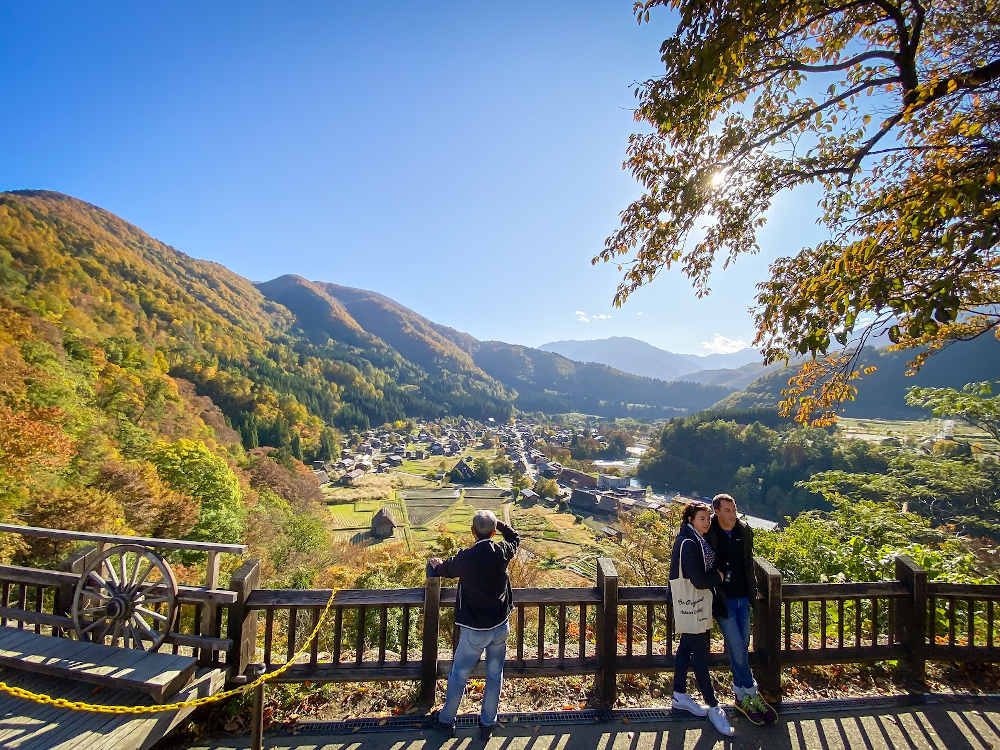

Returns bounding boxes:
[0,627,196,702]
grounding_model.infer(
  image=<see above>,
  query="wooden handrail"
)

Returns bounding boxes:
[927,582,1000,599]
[782,582,908,600]
[442,587,602,605]
[0,524,246,554]
[0,564,238,604]
[247,588,426,609]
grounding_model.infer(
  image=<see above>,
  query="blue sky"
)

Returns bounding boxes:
[1,1,827,356]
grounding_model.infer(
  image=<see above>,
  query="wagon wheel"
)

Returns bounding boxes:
[71,544,179,651]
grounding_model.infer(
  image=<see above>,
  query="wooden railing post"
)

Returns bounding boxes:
[198,550,222,665]
[418,575,441,709]
[248,663,266,750]
[596,557,618,714]
[754,556,782,706]
[895,554,927,696]
[226,558,261,681]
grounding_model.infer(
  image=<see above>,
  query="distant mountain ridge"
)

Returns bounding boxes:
[540,336,763,381]
[263,276,732,418]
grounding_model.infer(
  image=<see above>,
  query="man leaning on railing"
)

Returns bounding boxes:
[707,493,778,726]
[426,509,520,742]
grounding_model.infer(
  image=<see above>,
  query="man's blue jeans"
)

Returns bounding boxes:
[717,595,757,696]
[439,621,509,727]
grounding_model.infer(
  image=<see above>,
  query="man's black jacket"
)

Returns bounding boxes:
[706,516,757,601]
[429,521,520,629]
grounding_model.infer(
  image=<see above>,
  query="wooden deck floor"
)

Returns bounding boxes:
[0,628,197,701]
[0,665,226,749]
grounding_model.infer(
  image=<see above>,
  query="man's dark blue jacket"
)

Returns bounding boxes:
[428,521,520,630]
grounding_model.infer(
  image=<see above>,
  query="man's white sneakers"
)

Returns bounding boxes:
[708,705,735,736]
[671,691,708,717]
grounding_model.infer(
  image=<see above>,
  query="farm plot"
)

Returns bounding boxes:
[327,503,373,529]
[400,489,460,501]
[463,487,510,500]
[405,501,452,527]
[511,506,607,572]
[460,496,506,518]
[444,502,475,533]
[400,489,459,527]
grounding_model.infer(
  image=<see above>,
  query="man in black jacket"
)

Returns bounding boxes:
[706,493,777,726]
[427,509,519,740]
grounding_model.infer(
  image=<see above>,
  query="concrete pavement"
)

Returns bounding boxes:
[184,696,1000,750]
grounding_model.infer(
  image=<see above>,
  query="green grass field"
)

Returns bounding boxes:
[837,416,999,453]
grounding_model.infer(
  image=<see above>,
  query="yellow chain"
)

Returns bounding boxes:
[0,591,336,714]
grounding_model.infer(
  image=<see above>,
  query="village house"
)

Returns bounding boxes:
[600,526,623,542]
[559,467,599,490]
[341,468,366,486]
[450,457,478,483]
[612,486,647,500]
[569,488,618,514]
[538,460,562,477]
[617,497,637,515]
[598,474,630,490]
[371,507,397,539]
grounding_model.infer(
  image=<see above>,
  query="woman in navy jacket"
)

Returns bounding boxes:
[668,502,734,737]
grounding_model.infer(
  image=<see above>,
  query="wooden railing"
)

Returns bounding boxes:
[241,553,1000,717]
[0,525,251,672]
[1,525,998,730]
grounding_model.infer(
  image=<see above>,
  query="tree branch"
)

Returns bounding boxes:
[766,49,898,75]
[743,76,899,154]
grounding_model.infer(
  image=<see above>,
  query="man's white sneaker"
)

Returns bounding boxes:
[671,691,708,717]
[708,705,735,737]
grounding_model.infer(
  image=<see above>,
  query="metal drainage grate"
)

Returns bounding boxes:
[277,693,1000,737]
[286,708,692,736]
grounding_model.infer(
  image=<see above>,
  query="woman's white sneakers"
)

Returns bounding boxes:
[708,705,735,736]
[671,691,708,717]
[672,693,735,737]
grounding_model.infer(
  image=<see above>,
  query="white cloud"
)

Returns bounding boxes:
[575,310,612,323]
[636,312,644,317]
[701,333,750,354]
[592,313,612,320]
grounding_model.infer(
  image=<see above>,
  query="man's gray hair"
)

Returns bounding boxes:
[472,509,498,538]
[712,493,737,511]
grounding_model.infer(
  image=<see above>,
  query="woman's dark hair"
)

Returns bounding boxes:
[681,501,710,527]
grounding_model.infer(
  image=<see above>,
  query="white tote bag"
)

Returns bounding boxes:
[670,539,713,634]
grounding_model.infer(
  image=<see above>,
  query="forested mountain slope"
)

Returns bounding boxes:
[0,190,725,487]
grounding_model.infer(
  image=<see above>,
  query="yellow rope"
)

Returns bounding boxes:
[0,591,336,714]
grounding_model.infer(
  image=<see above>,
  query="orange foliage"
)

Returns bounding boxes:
[18,486,125,561]
[94,459,199,540]
[0,403,73,488]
